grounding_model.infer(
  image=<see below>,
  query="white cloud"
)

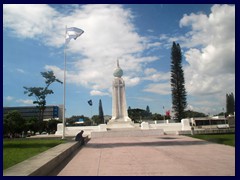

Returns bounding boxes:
[90,90,110,96]
[16,68,25,73]
[4,4,234,115]
[144,68,157,75]
[13,4,156,95]
[124,76,141,87]
[2,4,161,95]
[144,4,235,114]
[147,29,154,33]
[176,4,235,114]
[5,96,14,101]
[181,5,235,97]
[3,4,60,45]
[16,99,33,105]
[143,69,170,82]
[143,83,171,95]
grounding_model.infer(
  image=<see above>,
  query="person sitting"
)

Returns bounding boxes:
[75,130,85,145]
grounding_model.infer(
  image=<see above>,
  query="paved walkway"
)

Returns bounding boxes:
[58,135,235,176]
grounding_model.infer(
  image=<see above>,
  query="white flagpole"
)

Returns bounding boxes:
[62,25,67,139]
[62,26,84,139]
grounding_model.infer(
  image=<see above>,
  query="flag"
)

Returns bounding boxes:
[166,110,170,116]
[66,27,84,44]
[88,100,93,106]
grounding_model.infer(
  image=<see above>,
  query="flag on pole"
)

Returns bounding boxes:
[166,110,170,116]
[88,100,93,106]
[66,27,84,44]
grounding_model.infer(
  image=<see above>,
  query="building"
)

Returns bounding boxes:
[3,105,63,120]
[190,116,229,129]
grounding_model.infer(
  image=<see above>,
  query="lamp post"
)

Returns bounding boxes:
[163,106,165,123]
[223,107,226,126]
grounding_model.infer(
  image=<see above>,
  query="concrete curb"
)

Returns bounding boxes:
[3,140,83,176]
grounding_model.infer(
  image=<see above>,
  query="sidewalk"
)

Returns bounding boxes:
[58,135,235,176]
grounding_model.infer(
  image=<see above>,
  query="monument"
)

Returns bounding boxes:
[107,60,134,128]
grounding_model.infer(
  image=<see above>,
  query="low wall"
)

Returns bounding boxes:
[55,124,106,137]
[144,119,191,132]
[56,119,192,137]
[3,141,82,176]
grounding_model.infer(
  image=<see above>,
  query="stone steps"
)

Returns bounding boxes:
[91,129,164,138]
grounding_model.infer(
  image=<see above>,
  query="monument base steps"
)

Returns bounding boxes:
[91,129,164,138]
[107,120,135,129]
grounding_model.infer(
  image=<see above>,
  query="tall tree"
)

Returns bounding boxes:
[24,71,62,122]
[99,99,104,124]
[146,105,150,114]
[226,92,235,116]
[4,110,25,137]
[170,42,187,122]
[146,105,152,118]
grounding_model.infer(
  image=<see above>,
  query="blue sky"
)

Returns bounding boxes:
[3,4,235,118]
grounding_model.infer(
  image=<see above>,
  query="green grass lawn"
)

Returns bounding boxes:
[3,138,65,170]
[189,133,235,147]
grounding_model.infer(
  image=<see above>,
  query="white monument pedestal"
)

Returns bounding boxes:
[107,120,135,129]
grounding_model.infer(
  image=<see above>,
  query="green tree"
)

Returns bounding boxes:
[184,110,207,118]
[24,71,62,122]
[67,115,91,126]
[83,117,92,126]
[152,113,163,120]
[170,42,187,122]
[99,99,104,124]
[146,105,152,118]
[25,117,38,135]
[47,119,62,134]
[226,93,235,115]
[92,115,101,125]
[4,110,25,137]
[128,108,149,123]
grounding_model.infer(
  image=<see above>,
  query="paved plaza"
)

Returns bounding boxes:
[58,135,235,176]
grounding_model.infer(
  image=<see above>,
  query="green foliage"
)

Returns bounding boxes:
[3,111,60,137]
[4,111,25,137]
[152,113,164,120]
[92,115,101,125]
[190,134,235,147]
[83,117,92,126]
[47,120,62,134]
[171,42,187,122]
[146,105,152,118]
[25,117,38,134]
[23,71,62,121]
[128,108,151,123]
[184,110,207,118]
[41,71,63,87]
[128,107,165,122]
[67,115,91,126]
[226,93,235,116]
[99,99,104,124]
[3,139,65,169]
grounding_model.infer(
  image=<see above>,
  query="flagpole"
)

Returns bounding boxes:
[91,105,93,125]
[62,25,67,139]
[62,26,84,139]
